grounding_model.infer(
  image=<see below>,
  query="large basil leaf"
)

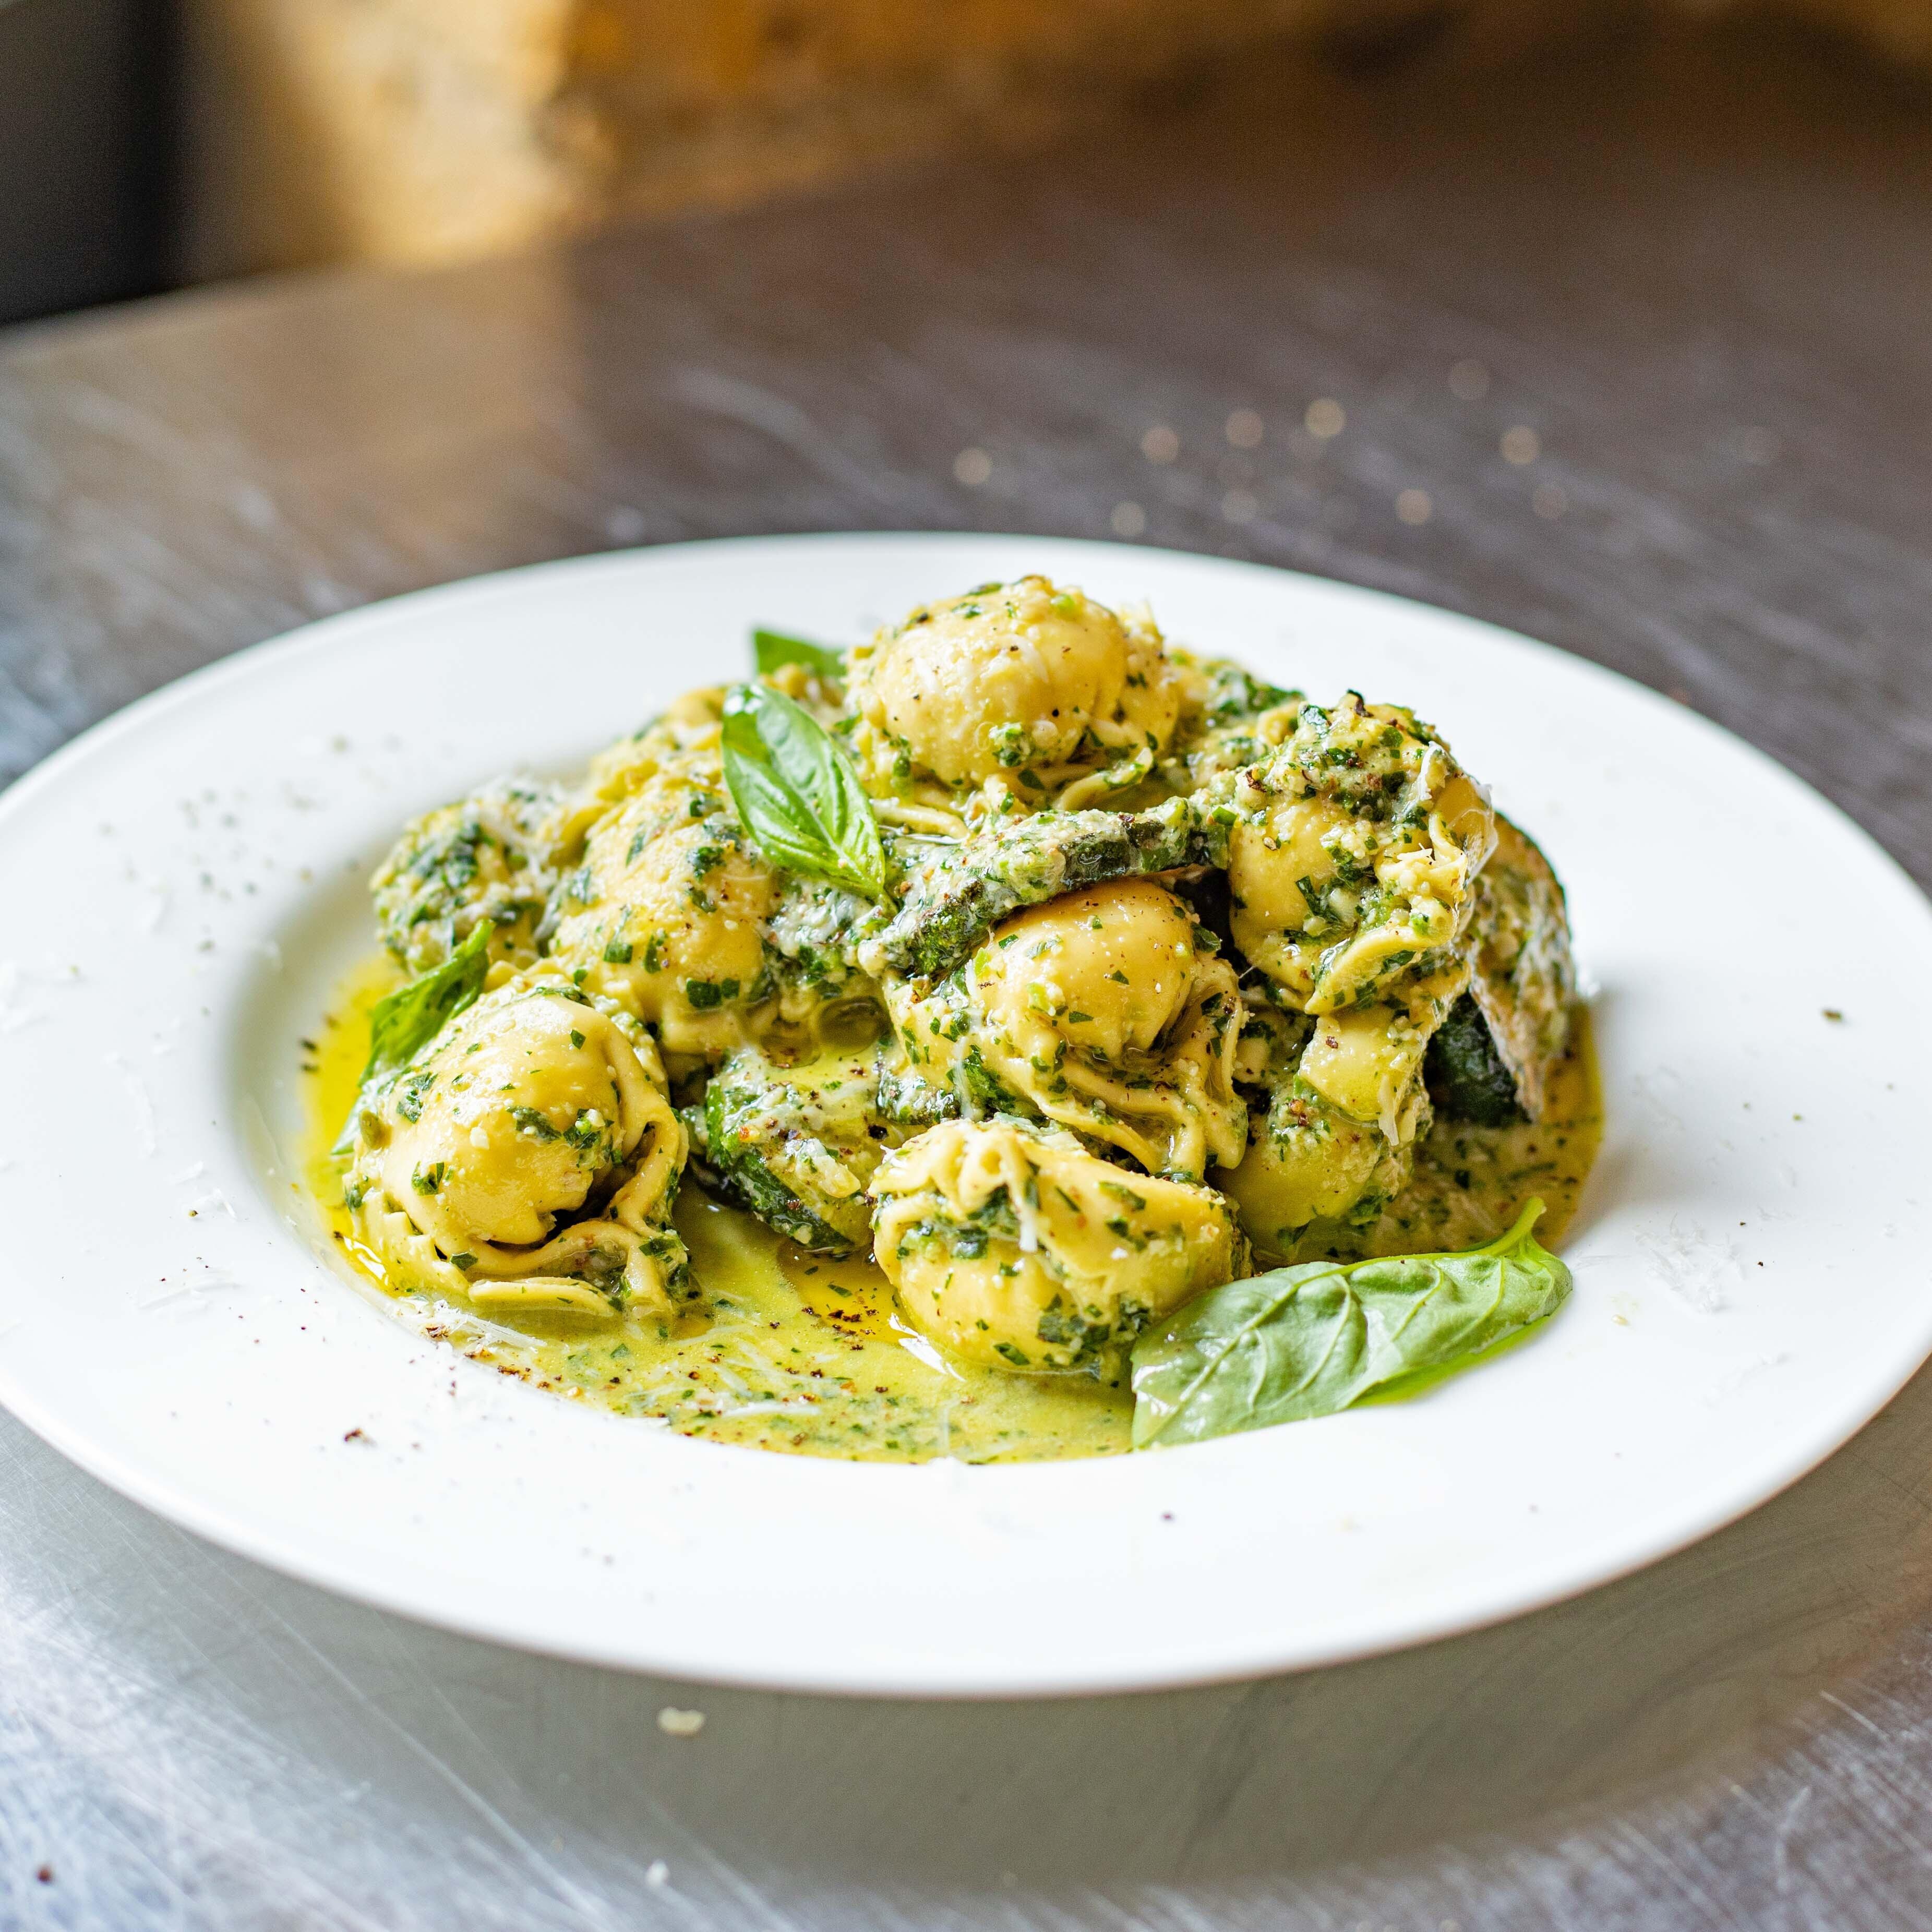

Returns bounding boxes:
[362,917,491,1084]
[752,628,844,679]
[1130,1201,1571,1449]
[721,682,889,900]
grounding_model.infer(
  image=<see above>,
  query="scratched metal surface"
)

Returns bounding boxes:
[4,20,1932,1930]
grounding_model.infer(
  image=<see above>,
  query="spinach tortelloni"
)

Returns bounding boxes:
[1220,695,1497,1255]
[844,576,1187,825]
[884,878,1247,1183]
[870,1116,1245,1375]
[346,972,689,1315]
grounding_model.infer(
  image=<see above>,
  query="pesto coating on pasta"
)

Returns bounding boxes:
[338,571,1582,1395]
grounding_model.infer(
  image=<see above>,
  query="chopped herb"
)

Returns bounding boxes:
[989,724,1029,768]
[394,1067,436,1123]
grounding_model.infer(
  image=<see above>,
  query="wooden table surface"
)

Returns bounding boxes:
[4,20,1932,1930]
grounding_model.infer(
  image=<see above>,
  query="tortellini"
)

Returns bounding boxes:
[1226,694,1494,1013]
[344,971,689,1314]
[1218,990,1458,1260]
[371,779,575,975]
[1220,957,1478,1258]
[882,879,1245,1183]
[870,1115,1245,1373]
[845,577,1186,818]
[1205,694,1498,1250]
[547,766,778,1064]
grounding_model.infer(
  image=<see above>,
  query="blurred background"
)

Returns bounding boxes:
[6,0,1929,330]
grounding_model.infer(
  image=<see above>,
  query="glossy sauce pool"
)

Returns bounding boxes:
[305,959,1601,1463]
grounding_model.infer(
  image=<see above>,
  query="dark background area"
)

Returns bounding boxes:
[0,0,172,326]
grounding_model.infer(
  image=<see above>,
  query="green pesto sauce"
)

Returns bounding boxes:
[305,957,1600,1463]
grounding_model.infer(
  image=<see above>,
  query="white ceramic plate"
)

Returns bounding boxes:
[1,533,1926,1696]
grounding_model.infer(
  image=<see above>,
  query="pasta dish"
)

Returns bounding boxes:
[306,575,1597,1460]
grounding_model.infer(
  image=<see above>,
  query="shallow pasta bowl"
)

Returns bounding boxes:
[0,531,1927,1696]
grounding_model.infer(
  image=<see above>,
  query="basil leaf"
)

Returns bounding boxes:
[1130,1200,1571,1449]
[362,918,491,1085]
[753,628,844,679]
[721,682,889,901]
